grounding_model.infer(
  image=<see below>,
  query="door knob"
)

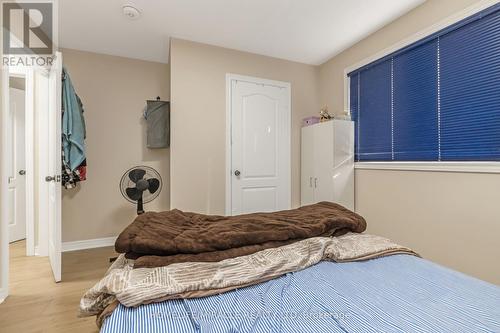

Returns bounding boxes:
[45,175,55,182]
[19,170,26,175]
[234,170,241,176]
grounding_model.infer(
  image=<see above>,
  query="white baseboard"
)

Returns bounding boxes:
[62,236,117,252]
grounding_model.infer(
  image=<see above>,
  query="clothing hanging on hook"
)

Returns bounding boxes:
[144,99,170,148]
[61,67,87,189]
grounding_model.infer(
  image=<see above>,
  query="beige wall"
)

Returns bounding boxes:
[356,170,500,284]
[169,39,320,214]
[61,49,170,242]
[318,0,499,284]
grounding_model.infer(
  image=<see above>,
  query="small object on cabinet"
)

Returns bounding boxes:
[302,116,320,127]
[319,105,333,122]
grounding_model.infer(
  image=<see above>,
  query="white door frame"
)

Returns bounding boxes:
[0,68,9,304]
[225,73,291,216]
[35,67,50,257]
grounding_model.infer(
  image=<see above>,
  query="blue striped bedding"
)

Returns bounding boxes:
[101,255,500,333]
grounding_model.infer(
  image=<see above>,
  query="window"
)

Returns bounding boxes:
[349,3,500,162]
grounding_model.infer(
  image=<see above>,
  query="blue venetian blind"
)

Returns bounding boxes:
[393,40,439,161]
[440,9,500,161]
[348,3,500,162]
[359,60,392,161]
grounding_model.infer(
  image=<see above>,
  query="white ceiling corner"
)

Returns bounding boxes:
[59,0,425,65]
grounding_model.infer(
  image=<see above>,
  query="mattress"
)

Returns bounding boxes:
[101,255,500,333]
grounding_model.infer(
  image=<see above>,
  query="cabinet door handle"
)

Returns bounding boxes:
[314,178,317,188]
[309,177,312,187]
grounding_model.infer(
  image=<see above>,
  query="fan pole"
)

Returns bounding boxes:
[137,197,145,215]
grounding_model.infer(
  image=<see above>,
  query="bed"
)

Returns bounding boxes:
[100,254,500,333]
[79,203,500,332]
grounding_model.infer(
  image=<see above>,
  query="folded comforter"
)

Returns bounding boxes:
[116,202,367,268]
[80,233,418,325]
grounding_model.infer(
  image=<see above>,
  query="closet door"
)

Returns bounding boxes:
[313,122,334,203]
[300,126,314,205]
[230,77,291,215]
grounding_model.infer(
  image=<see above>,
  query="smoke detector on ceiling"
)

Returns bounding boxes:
[122,4,141,20]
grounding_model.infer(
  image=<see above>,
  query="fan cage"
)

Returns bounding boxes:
[120,165,162,204]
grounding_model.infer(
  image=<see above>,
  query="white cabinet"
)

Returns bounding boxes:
[300,120,354,210]
[300,125,315,205]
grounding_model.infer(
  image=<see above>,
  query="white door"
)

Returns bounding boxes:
[230,76,291,215]
[7,87,26,243]
[46,52,63,282]
[300,125,314,205]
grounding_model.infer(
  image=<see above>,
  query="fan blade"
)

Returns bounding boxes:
[148,178,160,194]
[129,169,146,183]
[126,187,143,201]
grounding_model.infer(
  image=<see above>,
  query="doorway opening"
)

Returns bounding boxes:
[7,76,27,247]
[1,56,63,303]
[5,67,36,260]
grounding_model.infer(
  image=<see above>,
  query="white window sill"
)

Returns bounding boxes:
[354,162,500,174]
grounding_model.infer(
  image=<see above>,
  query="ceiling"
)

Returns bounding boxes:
[59,0,425,65]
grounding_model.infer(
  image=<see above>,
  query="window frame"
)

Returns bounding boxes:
[343,0,500,173]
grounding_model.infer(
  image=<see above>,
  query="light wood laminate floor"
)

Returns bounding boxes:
[0,240,116,333]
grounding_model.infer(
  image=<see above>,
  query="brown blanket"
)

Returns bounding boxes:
[115,202,366,267]
[131,239,298,268]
